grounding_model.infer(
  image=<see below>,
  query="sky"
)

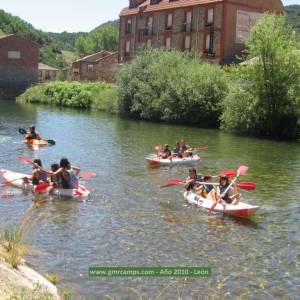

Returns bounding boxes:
[0,0,299,33]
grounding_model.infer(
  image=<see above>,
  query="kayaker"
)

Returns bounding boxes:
[159,144,172,159]
[47,163,61,193]
[185,168,203,191]
[195,175,214,198]
[214,175,241,205]
[23,159,49,186]
[25,126,42,140]
[172,142,182,158]
[52,158,80,189]
[180,140,193,157]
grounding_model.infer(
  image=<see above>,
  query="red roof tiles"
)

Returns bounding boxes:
[120,0,223,16]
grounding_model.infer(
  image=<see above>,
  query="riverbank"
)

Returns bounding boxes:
[0,246,60,299]
[17,81,118,113]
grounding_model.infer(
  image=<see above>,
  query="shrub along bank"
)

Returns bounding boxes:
[117,48,227,127]
[17,81,118,113]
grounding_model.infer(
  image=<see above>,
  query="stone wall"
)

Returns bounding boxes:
[95,53,118,82]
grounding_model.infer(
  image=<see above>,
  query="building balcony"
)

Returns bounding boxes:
[182,23,192,33]
[144,28,154,36]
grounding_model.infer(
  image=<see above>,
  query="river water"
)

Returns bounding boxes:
[0,101,299,299]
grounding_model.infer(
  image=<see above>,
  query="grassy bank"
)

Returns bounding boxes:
[17,81,118,113]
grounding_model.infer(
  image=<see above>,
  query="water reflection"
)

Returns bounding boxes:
[0,102,299,299]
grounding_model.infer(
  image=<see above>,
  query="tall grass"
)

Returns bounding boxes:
[17,81,118,113]
[1,225,26,268]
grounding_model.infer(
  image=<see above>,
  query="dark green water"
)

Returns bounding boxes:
[0,101,299,299]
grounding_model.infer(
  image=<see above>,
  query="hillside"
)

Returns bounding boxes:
[285,5,300,31]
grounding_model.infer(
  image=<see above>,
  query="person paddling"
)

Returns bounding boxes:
[211,175,241,205]
[23,159,49,186]
[185,168,203,191]
[195,175,215,198]
[52,158,80,189]
[159,144,172,159]
[25,126,42,140]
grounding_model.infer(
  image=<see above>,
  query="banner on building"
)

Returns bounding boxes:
[236,10,262,44]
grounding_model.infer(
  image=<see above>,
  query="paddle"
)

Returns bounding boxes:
[18,156,33,165]
[160,169,241,188]
[18,128,56,146]
[191,146,208,151]
[160,178,255,190]
[209,165,248,214]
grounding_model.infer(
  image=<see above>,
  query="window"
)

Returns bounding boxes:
[184,35,191,50]
[53,71,57,78]
[147,39,152,47]
[88,64,94,72]
[185,11,192,32]
[166,13,173,29]
[205,28,214,55]
[165,37,171,49]
[8,51,21,59]
[207,8,214,24]
[125,40,131,56]
[126,19,132,34]
[147,16,153,35]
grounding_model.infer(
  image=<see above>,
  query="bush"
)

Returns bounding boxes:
[117,48,228,127]
[221,13,300,139]
[17,81,118,113]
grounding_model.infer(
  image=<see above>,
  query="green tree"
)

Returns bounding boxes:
[75,26,118,55]
[221,13,300,139]
[117,48,227,127]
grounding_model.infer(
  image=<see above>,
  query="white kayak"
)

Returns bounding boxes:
[183,191,259,218]
[1,169,90,198]
[146,154,200,166]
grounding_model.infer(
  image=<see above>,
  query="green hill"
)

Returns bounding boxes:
[285,5,300,31]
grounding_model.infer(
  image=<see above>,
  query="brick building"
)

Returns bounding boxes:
[70,50,118,82]
[119,0,284,64]
[0,34,40,100]
[38,63,59,82]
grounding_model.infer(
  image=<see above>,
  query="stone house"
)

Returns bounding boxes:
[0,34,40,99]
[38,63,59,82]
[70,50,118,82]
[119,0,284,64]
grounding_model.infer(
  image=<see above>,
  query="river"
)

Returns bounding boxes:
[0,100,299,299]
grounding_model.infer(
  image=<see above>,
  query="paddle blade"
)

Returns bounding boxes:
[47,139,56,146]
[219,170,237,177]
[237,182,256,191]
[155,145,161,152]
[194,146,208,151]
[18,156,33,164]
[18,128,27,135]
[160,178,185,188]
[1,180,11,186]
[238,166,248,176]
[35,183,49,193]
[79,172,96,179]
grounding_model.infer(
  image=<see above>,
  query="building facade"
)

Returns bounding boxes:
[0,34,40,99]
[38,63,59,82]
[119,0,284,64]
[70,50,118,82]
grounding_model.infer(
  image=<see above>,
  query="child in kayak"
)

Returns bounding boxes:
[25,126,42,140]
[23,159,49,186]
[195,175,215,198]
[47,163,61,193]
[185,168,203,191]
[213,175,241,205]
[172,141,182,158]
[52,158,80,189]
[159,144,172,159]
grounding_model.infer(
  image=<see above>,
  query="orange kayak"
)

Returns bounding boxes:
[23,139,48,146]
